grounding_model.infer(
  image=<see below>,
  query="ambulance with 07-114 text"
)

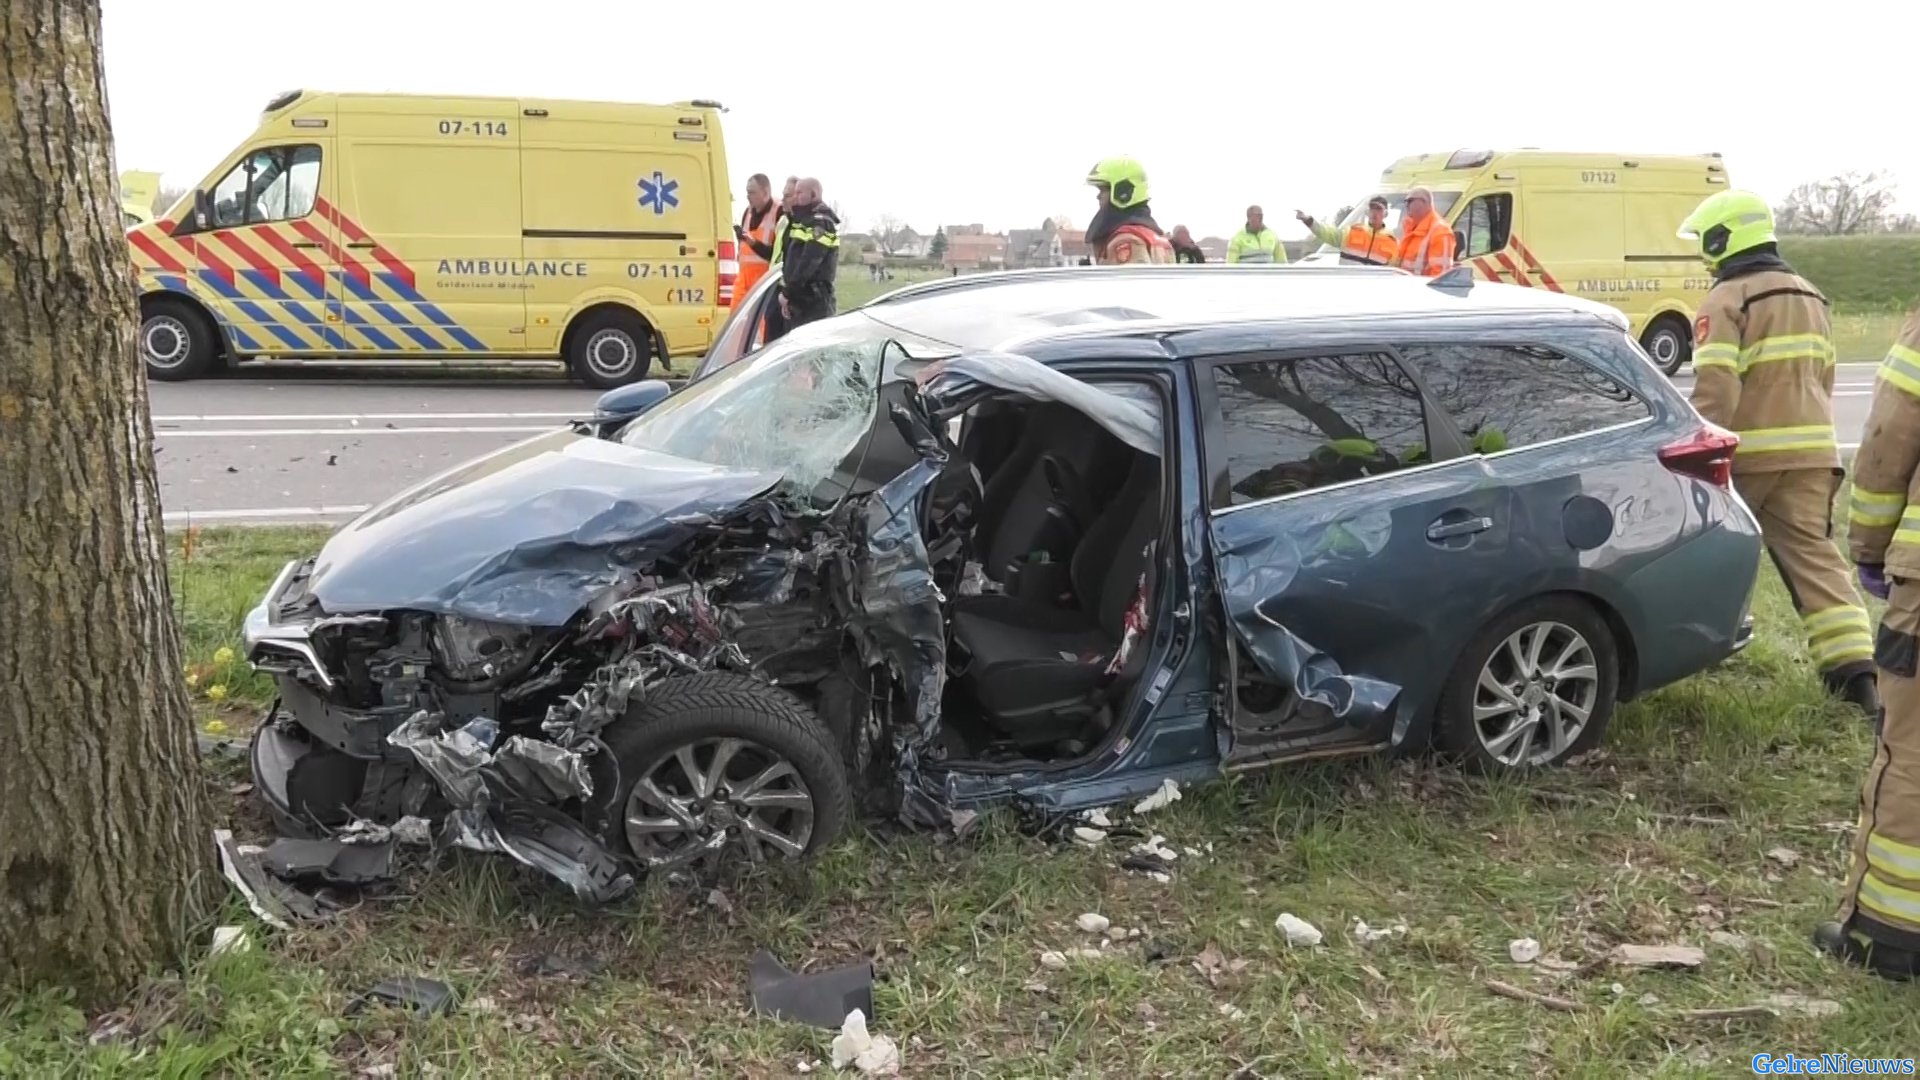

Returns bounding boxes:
[128,89,739,388]
[1302,149,1730,376]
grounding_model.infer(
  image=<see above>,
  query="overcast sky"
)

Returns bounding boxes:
[102,0,1917,241]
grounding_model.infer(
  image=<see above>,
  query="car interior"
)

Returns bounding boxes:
[934,393,1169,764]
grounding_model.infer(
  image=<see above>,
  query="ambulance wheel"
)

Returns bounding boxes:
[1641,317,1691,377]
[141,297,218,381]
[568,309,654,389]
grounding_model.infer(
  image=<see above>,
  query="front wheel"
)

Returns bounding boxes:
[1433,596,1620,772]
[1641,317,1691,377]
[598,673,852,869]
[141,298,219,381]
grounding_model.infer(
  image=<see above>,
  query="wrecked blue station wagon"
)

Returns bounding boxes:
[242,265,1764,901]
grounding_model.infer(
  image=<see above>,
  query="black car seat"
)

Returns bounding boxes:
[949,452,1163,744]
[971,404,1129,583]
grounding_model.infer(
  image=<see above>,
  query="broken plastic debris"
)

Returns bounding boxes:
[1352,919,1406,945]
[211,926,251,955]
[391,816,434,847]
[262,837,395,887]
[1084,808,1114,829]
[1275,913,1322,947]
[1070,826,1108,846]
[346,976,458,1017]
[1075,913,1111,934]
[1133,778,1182,815]
[748,950,875,1031]
[829,1008,900,1075]
[1509,938,1542,964]
[1129,835,1178,862]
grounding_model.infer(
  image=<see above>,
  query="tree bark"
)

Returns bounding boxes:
[0,0,217,1001]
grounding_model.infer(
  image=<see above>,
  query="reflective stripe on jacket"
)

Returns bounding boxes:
[1310,218,1399,266]
[1394,211,1456,277]
[738,202,780,296]
[1688,263,1838,476]
[1227,228,1286,264]
[1849,301,1920,577]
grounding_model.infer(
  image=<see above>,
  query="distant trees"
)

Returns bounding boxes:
[1776,171,1912,235]
[928,227,948,261]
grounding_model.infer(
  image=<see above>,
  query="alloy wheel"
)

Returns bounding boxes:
[622,736,816,866]
[1471,621,1600,767]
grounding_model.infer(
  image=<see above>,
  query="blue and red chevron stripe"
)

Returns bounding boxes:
[128,201,484,353]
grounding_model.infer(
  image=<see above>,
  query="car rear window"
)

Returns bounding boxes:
[1208,353,1429,506]
[1401,343,1650,452]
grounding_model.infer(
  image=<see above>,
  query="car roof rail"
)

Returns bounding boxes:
[1428,264,1476,293]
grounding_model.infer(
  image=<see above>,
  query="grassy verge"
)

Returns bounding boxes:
[9,527,1918,1075]
[1781,235,1920,312]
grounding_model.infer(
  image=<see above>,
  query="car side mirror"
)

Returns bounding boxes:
[591,379,672,435]
[192,189,212,231]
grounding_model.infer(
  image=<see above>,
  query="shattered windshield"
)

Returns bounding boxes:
[617,337,886,503]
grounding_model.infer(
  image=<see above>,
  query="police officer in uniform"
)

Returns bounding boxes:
[1678,190,1879,718]
[1821,299,1920,978]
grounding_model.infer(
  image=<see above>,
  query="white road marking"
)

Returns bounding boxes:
[151,411,584,422]
[155,425,554,438]
[163,505,370,523]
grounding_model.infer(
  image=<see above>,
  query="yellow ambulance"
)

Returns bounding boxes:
[1303,150,1729,375]
[128,90,737,387]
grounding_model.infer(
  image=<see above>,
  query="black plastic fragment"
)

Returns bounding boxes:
[346,977,458,1017]
[747,949,875,1030]
[261,837,395,887]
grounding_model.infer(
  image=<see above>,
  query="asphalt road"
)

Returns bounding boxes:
[150,362,1883,528]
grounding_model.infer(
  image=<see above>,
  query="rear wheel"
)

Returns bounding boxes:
[1641,316,1691,377]
[141,298,219,381]
[567,309,654,389]
[1434,596,1619,773]
[598,673,851,869]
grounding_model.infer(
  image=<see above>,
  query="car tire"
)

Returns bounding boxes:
[1433,595,1620,773]
[141,298,219,381]
[567,309,654,389]
[596,672,852,867]
[1641,317,1691,377]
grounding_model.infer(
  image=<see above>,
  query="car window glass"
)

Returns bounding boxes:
[1458,193,1513,257]
[1401,343,1650,452]
[1209,354,1430,507]
[1333,190,1463,238]
[208,145,321,228]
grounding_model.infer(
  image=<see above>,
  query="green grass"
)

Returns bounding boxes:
[16,525,1918,1074]
[1782,235,1920,313]
[837,266,949,310]
[169,526,331,719]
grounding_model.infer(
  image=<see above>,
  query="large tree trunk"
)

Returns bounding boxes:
[0,0,216,1001]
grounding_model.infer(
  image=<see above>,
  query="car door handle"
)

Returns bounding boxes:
[1427,515,1493,541]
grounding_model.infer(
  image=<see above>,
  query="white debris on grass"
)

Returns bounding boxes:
[1608,943,1705,970]
[1129,835,1179,862]
[210,926,251,955]
[1766,846,1801,869]
[1352,919,1406,945]
[1509,938,1542,964]
[1275,913,1323,947]
[1076,913,1111,934]
[1039,951,1069,971]
[1133,779,1183,815]
[1070,826,1108,847]
[1085,808,1114,829]
[1764,992,1842,1018]
[830,1009,900,1076]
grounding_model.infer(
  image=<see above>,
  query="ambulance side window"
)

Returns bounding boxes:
[206,144,322,229]
[1457,194,1513,257]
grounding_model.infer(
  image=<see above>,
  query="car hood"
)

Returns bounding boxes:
[306,429,784,626]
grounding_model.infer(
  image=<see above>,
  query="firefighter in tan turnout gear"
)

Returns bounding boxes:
[1818,301,1920,978]
[1677,191,1880,717]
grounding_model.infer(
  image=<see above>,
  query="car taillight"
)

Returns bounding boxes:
[717,240,738,308]
[1658,424,1739,488]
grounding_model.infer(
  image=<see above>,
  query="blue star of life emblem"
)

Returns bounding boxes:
[637,171,680,215]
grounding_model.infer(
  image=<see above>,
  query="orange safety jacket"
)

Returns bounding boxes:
[1338,223,1398,266]
[1395,211,1456,277]
[737,201,780,297]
